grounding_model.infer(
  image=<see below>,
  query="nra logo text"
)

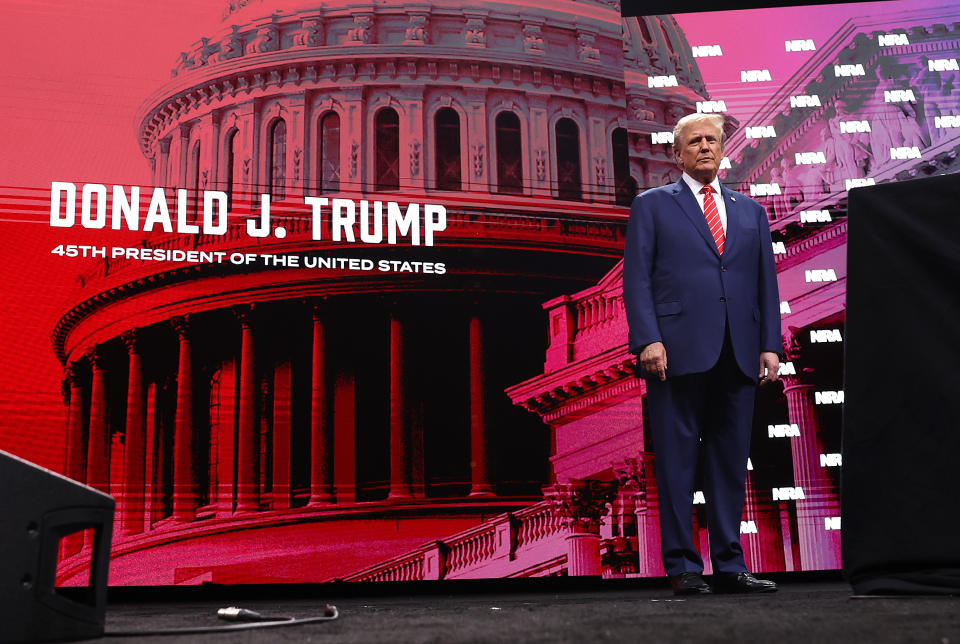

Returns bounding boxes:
[651,131,674,145]
[820,453,842,467]
[751,183,781,197]
[839,120,871,134]
[772,241,786,254]
[885,89,916,102]
[772,486,805,501]
[890,146,922,160]
[648,75,678,88]
[692,45,723,57]
[785,39,816,52]
[741,69,773,82]
[780,300,791,314]
[878,33,909,46]
[935,115,960,129]
[795,152,827,165]
[805,268,837,282]
[693,490,706,505]
[741,520,758,534]
[810,328,842,343]
[778,361,796,376]
[834,64,865,77]
[825,516,841,531]
[846,178,875,190]
[719,157,732,169]
[745,126,777,138]
[929,58,960,71]
[768,423,800,438]
[800,209,831,223]
[697,100,727,113]
[815,390,844,405]
[789,94,821,108]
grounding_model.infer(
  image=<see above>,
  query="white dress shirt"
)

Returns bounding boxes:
[681,172,727,233]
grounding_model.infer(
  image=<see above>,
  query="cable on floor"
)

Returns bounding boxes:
[103,604,339,636]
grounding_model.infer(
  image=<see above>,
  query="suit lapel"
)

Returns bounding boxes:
[719,184,740,258]
[670,179,721,258]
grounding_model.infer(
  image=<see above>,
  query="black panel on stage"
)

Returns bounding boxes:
[843,173,960,595]
[0,450,114,642]
[619,0,889,16]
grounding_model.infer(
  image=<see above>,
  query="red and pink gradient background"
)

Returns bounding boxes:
[0,0,939,468]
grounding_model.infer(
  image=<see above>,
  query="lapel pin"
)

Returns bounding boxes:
[730,196,736,202]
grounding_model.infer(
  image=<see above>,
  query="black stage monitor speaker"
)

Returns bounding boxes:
[0,449,114,642]
[843,173,960,595]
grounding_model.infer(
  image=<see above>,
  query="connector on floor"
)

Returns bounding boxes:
[217,607,266,621]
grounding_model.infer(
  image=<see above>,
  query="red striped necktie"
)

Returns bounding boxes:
[700,185,725,255]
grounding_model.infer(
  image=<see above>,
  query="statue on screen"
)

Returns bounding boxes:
[868,113,896,170]
[896,102,927,150]
[768,165,785,219]
[778,157,803,216]
[913,56,942,143]
[927,70,958,145]
[828,116,859,177]
[805,127,836,196]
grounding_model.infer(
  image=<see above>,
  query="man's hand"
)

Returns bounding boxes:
[758,351,780,384]
[640,342,668,381]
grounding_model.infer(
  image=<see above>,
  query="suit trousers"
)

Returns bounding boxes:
[644,327,756,576]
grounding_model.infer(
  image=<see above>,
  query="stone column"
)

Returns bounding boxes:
[287,92,306,197]
[214,358,237,517]
[633,494,654,574]
[60,365,86,558]
[527,94,550,197]
[587,109,608,202]
[85,347,109,493]
[340,86,365,192]
[62,365,86,484]
[742,470,762,572]
[208,112,220,189]
[463,88,488,192]
[233,104,256,208]
[143,382,158,530]
[607,459,644,577]
[388,311,412,499]
[543,479,616,576]
[636,451,663,576]
[783,372,841,570]
[83,348,109,550]
[171,316,198,521]
[109,433,125,525]
[779,501,796,572]
[468,312,494,497]
[121,330,147,535]
[332,367,358,504]
[156,138,171,187]
[235,307,260,511]
[398,85,426,191]
[258,376,271,504]
[272,360,292,510]
[309,304,335,505]
[177,124,190,190]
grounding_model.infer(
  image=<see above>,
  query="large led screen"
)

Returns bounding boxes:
[0,0,955,585]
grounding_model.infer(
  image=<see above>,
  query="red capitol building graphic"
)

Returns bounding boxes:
[50,0,959,585]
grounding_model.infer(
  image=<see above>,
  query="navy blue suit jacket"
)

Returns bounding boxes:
[623,178,781,380]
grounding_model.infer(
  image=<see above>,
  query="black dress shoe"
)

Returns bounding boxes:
[670,572,713,595]
[711,572,778,594]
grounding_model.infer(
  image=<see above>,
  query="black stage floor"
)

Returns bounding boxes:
[94,575,959,643]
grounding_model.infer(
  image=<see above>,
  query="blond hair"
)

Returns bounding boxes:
[672,113,725,152]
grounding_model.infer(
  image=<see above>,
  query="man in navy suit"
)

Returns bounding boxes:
[623,113,781,595]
